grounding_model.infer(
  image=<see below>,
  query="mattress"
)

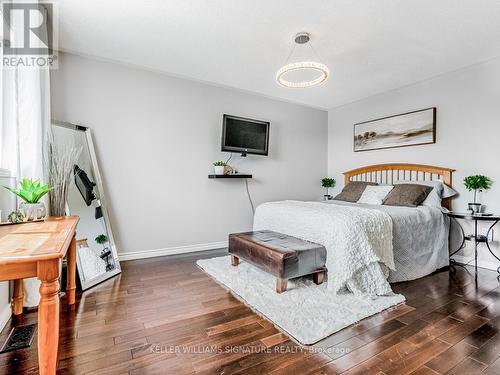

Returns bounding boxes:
[325,200,450,282]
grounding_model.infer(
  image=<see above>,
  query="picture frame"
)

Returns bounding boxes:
[353,107,436,152]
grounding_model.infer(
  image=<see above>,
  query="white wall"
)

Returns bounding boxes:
[51,53,328,258]
[328,56,500,268]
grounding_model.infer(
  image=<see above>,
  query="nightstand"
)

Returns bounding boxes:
[447,212,500,277]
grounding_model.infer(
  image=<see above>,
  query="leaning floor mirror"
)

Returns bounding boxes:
[52,121,121,290]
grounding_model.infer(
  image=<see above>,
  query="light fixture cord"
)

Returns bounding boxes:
[308,40,324,61]
[284,42,297,65]
[285,37,323,65]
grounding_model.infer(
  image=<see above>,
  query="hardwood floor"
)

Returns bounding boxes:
[2,250,500,374]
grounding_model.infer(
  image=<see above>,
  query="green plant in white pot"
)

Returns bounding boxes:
[213,161,226,175]
[4,178,51,220]
[464,175,492,213]
[321,177,336,200]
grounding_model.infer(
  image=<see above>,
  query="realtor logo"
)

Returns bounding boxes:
[2,2,58,68]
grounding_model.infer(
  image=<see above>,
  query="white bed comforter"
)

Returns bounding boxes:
[253,200,395,296]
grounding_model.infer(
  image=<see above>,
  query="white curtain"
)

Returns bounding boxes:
[0,0,52,307]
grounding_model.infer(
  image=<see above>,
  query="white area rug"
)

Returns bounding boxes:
[197,256,405,345]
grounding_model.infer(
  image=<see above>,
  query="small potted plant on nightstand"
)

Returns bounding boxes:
[4,178,51,220]
[95,234,113,271]
[322,177,336,200]
[464,175,492,213]
[213,161,226,175]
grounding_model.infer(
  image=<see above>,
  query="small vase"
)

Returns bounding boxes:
[214,166,225,175]
[19,202,46,221]
[468,203,482,214]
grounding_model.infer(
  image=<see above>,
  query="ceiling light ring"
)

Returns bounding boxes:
[276,61,329,88]
[276,32,329,88]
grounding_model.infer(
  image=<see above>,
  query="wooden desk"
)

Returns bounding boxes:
[0,216,79,375]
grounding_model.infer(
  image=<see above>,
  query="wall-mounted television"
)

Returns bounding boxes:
[221,114,270,156]
[74,165,96,206]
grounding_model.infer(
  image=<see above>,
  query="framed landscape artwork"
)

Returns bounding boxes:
[354,107,436,152]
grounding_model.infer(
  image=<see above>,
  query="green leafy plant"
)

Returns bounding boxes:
[95,234,108,249]
[4,178,51,204]
[321,177,336,196]
[213,161,226,167]
[464,175,493,203]
[7,210,24,224]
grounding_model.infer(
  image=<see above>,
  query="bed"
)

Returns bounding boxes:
[253,163,455,296]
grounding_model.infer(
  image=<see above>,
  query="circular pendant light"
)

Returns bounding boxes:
[276,32,329,88]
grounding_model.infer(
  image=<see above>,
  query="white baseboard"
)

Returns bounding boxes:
[118,241,228,261]
[451,255,499,272]
[0,303,11,333]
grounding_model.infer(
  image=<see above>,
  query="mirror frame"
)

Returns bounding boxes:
[52,120,121,290]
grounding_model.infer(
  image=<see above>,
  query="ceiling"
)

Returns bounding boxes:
[54,0,500,110]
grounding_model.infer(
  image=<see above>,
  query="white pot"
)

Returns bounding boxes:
[214,166,225,175]
[19,202,46,221]
[468,203,482,214]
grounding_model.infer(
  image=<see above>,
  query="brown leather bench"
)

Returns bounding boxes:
[228,230,327,293]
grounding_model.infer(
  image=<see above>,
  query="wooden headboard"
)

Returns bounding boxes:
[343,163,455,209]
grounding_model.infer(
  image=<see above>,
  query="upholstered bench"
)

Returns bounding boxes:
[228,230,327,293]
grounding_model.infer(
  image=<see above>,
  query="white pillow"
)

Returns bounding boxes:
[357,185,394,205]
[394,180,458,208]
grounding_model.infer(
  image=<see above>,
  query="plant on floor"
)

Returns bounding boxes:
[321,177,336,198]
[4,178,51,203]
[464,175,492,204]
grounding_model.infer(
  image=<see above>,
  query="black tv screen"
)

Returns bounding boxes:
[221,114,270,156]
[74,165,96,206]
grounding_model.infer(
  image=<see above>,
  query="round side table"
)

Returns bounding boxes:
[447,212,500,277]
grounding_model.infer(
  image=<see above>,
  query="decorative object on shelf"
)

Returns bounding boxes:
[3,178,51,220]
[354,108,436,152]
[321,177,336,200]
[7,210,24,224]
[276,32,329,88]
[464,175,492,214]
[44,134,82,216]
[213,161,226,175]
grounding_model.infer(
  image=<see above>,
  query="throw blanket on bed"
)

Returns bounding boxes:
[253,200,395,296]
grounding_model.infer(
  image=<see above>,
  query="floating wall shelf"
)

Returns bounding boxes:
[208,174,252,179]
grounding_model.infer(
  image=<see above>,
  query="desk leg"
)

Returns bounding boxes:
[12,279,24,315]
[37,259,60,375]
[67,234,77,305]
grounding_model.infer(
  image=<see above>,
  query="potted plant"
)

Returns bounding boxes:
[3,178,51,221]
[7,210,24,224]
[213,161,226,175]
[95,234,109,249]
[95,234,113,271]
[464,175,492,213]
[321,177,336,200]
